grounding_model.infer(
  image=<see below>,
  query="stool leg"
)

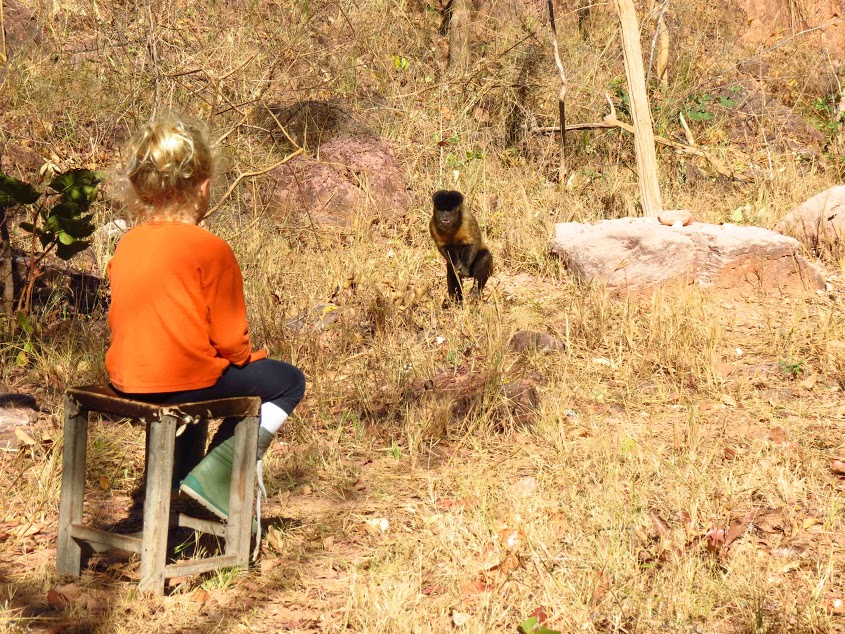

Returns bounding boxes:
[225,415,258,565]
[139,415,177,594]
[57,396,88,577]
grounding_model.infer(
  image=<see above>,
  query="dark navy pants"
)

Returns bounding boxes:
[115,359,306,415]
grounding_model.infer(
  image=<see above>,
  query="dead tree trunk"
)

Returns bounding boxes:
[448,0,471,70]
[615,0,663,217]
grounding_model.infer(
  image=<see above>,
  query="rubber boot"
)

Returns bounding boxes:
[180,428,276,520]
[180,436,234,519]
[256,427,274,460]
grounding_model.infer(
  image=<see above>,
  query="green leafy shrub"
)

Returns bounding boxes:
[0,168,105,316]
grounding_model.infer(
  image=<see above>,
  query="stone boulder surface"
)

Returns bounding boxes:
[0,393,37,450]
[264,136,412,227]
[3,0,42,61]
[549,217,824,294]
[775,185,845,255]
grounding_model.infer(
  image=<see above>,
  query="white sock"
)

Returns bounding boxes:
[260,401,288,435]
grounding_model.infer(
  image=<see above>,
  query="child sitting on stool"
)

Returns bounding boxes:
[106,114,305,519]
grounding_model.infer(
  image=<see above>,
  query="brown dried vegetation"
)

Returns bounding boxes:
[3,0,845,633]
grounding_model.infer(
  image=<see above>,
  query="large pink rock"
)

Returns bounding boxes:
[775,185,845,256]
[549,217,824,294]
[2,0,42,61]
[264,136,412,227]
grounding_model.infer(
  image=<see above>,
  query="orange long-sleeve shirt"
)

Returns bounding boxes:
[106,221,265,393]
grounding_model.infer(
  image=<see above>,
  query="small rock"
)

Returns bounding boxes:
[658,209,692,227]
[95,219,128,240]
[509,330,565,354]
[452,611,472,627]
[502,378,540,414]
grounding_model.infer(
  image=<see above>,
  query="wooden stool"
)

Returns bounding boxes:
[56,385,260,595]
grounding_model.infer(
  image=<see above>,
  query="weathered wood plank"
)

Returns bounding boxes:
[225,415,258,564]
[67,385,260,420]
[56,397,88,577]
[70,524,142,554]
[139,414,176,594]
[176,513,226,538]
[164,553,239,578]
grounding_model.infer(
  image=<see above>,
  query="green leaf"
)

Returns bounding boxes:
[50,168,105,209]
[50,201,81,219]
[518,617,561,634]
[18,221,42,235]
[16,311,34,334]
[45,214,62,232]
[57,231,76,245]
[56,215,95,239]
[56,239,90,260]
[0,171,40,207]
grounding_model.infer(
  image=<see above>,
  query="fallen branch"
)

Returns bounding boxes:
[204,148,304,219]
[533,98,751,183]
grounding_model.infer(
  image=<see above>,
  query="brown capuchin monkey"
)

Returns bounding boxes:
[429,190,493,302]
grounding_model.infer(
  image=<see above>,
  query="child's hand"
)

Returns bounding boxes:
[248,350,267,363]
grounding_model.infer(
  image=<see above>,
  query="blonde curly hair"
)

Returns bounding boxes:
[124,115,214,223]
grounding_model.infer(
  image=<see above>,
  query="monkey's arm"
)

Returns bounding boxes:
[460,242,479,276]
[457,217,481,276]
[430,220,453,264]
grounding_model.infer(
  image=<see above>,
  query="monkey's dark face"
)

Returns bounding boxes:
[434,205,462,231]
[432,190,465,233]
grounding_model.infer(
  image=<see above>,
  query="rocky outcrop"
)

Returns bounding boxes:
[549,217,824,295]
[509,330,565,354]
[264,136,412,227]
[775,185,845,256]
[3,0,43,62]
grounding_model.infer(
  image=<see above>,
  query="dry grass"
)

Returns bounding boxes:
[3,0,845,632]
